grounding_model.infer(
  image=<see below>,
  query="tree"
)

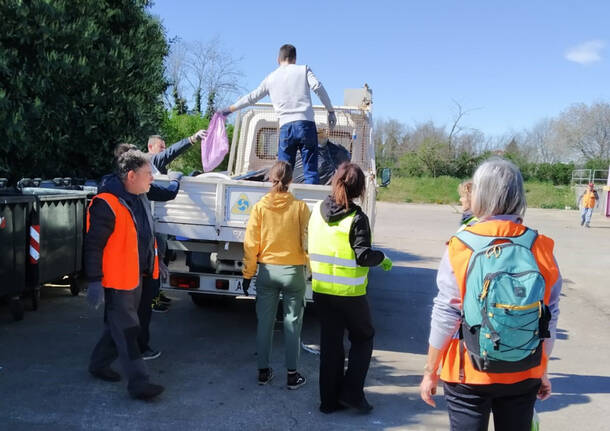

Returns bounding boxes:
[0,0,168,181]
[554,102,610,161]
[204,90,216,120]
[166,37,243,114]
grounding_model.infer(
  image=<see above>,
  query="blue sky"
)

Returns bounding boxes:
[150,1,610,137]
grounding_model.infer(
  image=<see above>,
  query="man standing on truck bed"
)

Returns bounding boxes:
[220,44,336,185]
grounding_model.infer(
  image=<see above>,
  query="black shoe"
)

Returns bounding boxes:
[287,372,306,390]
[158,292,172,304]
[338,396,374,413]
[129,382,164,400]
[152,300,169,313]
[319,403,347,414]
[89,367,121,382]
[258,368,274,385]
[141,348,162,361]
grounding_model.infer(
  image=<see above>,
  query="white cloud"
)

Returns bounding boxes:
[565,40,605,65]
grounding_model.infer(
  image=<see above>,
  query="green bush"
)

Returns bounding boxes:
[0,0,168,182]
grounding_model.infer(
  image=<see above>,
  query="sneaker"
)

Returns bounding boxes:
[158,292,172,304]
[141,348,162,361]
[287,372,306,390]
[585,223,591,228]
[581,219,585,226]
[129,382,164,400]
[152,301,169,313]
[89,366,121,382]
[258,368,274,385]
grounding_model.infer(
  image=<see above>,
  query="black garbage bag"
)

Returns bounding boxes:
[293,141,351,185]
[233,141,351,185]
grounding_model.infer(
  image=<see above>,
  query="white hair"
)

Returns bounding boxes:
[471,158,526,219]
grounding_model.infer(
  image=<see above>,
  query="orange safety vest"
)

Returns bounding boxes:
[581,190,596,209]
[440,220,559,385]
[86,192,159,290]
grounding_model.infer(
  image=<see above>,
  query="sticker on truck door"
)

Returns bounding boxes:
[225,187,267,223]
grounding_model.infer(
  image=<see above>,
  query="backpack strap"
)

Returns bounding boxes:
[453,227,538,252]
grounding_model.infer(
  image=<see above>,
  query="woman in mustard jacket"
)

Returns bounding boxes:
[242,161,311,389]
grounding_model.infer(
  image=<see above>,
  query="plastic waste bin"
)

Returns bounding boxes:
[21,188,88,299]
[0,194,36,320]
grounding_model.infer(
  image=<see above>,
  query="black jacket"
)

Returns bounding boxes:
[84,174,155,283]
[319,196,385,267]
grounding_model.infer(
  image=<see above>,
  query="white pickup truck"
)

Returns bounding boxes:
[152,86,388,305]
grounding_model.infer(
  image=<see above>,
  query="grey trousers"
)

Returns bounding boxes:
[89,285,149,392]
[255,264,306,370]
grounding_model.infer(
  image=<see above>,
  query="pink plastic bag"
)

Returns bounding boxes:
[201,113,229,172]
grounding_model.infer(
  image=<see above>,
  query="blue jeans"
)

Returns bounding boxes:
[278,120,319,184]
[581,207,593,225]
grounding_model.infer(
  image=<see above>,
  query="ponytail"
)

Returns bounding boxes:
[331,162,366,209]
[267,160,293,193]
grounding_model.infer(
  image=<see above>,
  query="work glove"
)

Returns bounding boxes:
[167,170,184,182]
[218,107,232,117]
[86,281,105,309]
[327,111,337,130]
[380,256,393,271]
[190,129,207,143]
[242,278,251,296]
[159,261,169,280]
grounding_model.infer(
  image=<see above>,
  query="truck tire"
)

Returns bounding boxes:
[9,297,24,321]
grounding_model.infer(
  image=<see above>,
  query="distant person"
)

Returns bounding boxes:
[220,44,336,185]
[457,179,478,231]
[242,161,311,389]
[85,149,164,400]
[420,158,562,431]
[578,182,599,228]
[308,162,392,414]
[139,131,205,362]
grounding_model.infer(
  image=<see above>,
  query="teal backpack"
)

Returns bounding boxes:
[454,228,551,373]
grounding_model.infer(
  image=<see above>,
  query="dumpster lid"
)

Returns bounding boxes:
[21,187,89,197]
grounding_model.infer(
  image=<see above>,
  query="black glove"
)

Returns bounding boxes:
[242,278,251,296]
[167,170,184,182]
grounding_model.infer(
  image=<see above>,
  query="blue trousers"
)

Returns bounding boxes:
[581,207,593,225]
[278,120,319,184]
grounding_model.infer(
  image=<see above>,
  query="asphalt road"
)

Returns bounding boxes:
[0,202,608,430]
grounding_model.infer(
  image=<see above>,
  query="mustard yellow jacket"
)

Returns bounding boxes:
[243,192,311,279]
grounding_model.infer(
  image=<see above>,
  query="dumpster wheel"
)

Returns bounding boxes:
[9,297,24,321]
[69,276,80,296]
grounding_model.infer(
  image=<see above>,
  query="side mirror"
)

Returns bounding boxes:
[380,168,391,187]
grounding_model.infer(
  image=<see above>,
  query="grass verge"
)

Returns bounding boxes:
[377,176,576,209]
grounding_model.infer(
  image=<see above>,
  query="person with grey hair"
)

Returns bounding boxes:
[85,149,164,400]
[219,44,336,185]
[419,158,562,431]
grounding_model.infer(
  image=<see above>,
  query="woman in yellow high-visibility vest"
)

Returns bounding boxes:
[308,162,392,414]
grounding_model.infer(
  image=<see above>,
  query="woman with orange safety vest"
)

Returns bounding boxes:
[420,158,562,431]
[84,149,164,400]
